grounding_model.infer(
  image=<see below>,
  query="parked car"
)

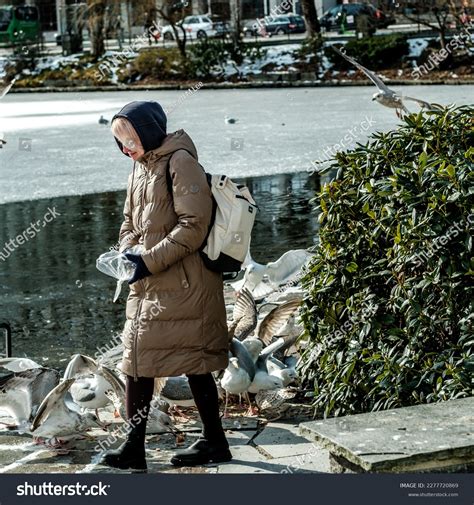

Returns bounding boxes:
[243,14,306,37]
[211,15,231,39]
[162,15,217,40]
[319,3,394,33]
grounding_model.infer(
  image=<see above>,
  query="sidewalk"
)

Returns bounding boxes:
[0,409,330,474]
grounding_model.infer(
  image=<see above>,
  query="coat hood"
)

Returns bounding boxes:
[148,129,199,162]
[112,100,167,155]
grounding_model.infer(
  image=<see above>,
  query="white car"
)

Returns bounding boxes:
[162,15,216,40]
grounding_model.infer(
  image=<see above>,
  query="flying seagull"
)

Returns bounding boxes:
[231,249,313,299]
[331,45,440,117]
[0,77,16,99]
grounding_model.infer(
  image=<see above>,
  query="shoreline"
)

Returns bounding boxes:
[9,78,474,93]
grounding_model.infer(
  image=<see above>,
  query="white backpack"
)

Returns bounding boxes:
[166,163,258,276]
[202,174,257,275]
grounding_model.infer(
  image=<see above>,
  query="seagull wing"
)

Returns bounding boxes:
[31,378,74,432]
[63,354,98,380]
[0,357,42,372]
[331,45,394,95]
[265,249,313,286]
[228,288,257,340]
[257,299,302,345]
[403,96,440,110]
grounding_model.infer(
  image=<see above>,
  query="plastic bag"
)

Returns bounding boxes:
[96,245,145,302]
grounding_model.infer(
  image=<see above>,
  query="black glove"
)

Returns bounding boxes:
[125,253,152,284]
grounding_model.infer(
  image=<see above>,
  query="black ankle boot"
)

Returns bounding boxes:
[100,431,147,472]
[170,437,232,467]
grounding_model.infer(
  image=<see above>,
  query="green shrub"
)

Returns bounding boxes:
[119,47,183,82]
[188,39,267,79]
[326,34,409,70]
[299,106,474,418]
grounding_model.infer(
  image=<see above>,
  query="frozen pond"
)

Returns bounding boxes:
[0,85,472,204]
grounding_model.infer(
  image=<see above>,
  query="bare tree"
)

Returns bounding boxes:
[157,0,189,60]
[301,0,321,38]
[399,0,451,49]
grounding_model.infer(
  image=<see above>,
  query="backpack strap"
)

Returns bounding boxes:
[165,150,216,254]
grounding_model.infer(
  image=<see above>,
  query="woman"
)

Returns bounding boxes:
[101,100,231,471]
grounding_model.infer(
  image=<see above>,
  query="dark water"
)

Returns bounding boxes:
[0,171,321,369]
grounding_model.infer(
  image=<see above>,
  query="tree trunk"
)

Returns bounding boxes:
[195,0,208,15]
[229,0,241,46]
[87,0,106,59]
[301,0,321,37]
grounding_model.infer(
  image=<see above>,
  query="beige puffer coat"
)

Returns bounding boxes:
[118,130,229,378]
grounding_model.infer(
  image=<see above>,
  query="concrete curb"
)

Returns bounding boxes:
[9,78,474,93]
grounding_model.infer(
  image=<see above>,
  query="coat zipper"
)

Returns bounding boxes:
[133,297,145,381]
[133,162,149,382]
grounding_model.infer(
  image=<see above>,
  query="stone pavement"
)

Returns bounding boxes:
[0,409,330,474]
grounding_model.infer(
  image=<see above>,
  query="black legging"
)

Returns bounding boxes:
[125,373,225,443]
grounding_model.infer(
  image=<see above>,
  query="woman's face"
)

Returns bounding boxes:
[112,119,145,161]
[119,135,145,161]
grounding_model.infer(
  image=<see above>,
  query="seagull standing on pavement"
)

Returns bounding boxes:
[331,45,441,117]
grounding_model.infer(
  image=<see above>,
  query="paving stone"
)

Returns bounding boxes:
[253,421,316,458]
[299,397,474,473]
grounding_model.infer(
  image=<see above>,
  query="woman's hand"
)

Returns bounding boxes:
[125,253,152,284]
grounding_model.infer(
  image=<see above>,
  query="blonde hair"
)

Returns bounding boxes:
[111,117,142,151]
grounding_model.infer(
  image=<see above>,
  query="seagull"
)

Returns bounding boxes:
[220,338,256,416]
[0,77,16,99]
[266,356,297,387]
[0,133,6,148]
[0,360,60,431]
[157,376,196,412]
[228,287,257,341]
[331,45,440,117]
[231,249,314,299]
[257,298,302,346]
[63,354,119,422]
[225,115,238,124]
[247,338,287,395]
[30,379,102,446]
[255,387,297,420]
[105,387,177,435]
[99,115,110,125]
